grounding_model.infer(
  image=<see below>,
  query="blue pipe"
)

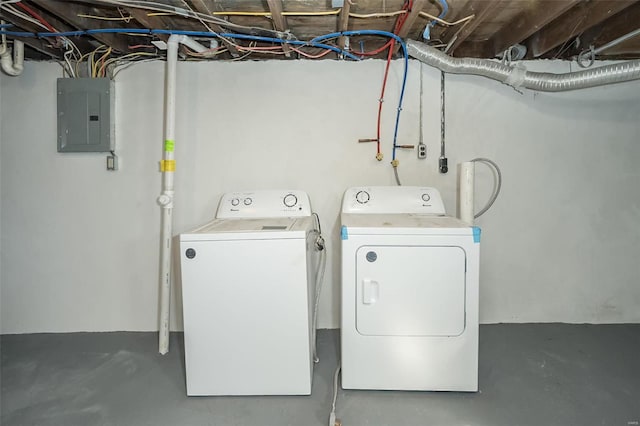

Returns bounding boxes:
[310,30,409,161]
[423,0,449,40]
[0,28,362,61]
[0,31,35,37]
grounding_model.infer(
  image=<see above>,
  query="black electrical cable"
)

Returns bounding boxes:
[439,71,448,173]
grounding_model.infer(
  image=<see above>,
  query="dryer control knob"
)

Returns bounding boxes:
[283,193,298,207]
[244,198,252,206]
[231,198,240,206]
[422,193,431,202]
[356,190,370,204]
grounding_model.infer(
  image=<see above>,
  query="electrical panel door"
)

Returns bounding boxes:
[57,78,114,152]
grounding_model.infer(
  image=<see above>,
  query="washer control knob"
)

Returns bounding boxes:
[421,193,431,202]
[283,193,298,208]
[244,198,252,206]
[356,190,370,204]
[231,198,240,206]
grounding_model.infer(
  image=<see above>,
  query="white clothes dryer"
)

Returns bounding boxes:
[179,190,318,396]
[340,186,480,391]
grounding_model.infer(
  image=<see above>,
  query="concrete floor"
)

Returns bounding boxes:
[1,325,639,426]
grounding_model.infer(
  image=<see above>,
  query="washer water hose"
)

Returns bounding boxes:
[393,164,402,186]
[407,40,640,92]
[311,213,327,363]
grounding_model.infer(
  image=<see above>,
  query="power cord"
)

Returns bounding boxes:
[328,363,342,426]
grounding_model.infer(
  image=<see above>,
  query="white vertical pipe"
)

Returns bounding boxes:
[459,161,475,225]
[0,39,24,76]
[158,35,179,355]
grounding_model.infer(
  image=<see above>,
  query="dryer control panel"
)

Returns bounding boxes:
[342,186,446,215]
[216,190,312,218]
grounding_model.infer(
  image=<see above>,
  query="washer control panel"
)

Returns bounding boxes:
[216,190,312,218]
[342,186,446,215]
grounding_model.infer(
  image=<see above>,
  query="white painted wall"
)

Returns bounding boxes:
[1,58,639,334]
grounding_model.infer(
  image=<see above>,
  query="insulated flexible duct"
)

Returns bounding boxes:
[407,40,640,92]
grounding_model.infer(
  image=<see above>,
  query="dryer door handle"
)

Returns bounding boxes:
[362,279,379,305]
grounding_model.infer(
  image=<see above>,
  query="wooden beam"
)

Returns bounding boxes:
[189,0,241,57]
[0,8,64,58]
[30,0,131,52]
[397,0,426,39]
[472,0,582,58]
[266,0,292,57]
[393,0,427,53]
[337,0,351,51]
[126,8,169,42]
[444,0,502,56]
[578,2,640,55]
[527,0,640,57]
[1,2,94,53]
[15,36,63,59]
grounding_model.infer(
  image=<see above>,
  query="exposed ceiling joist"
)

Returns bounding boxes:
[337,0,351,51]
[527,0,640,58]
[126,8,169,42]
[393,0,426,54]
[189,0,241,57]
[30,0,132,52]
[3,0,639,62]
[0,2,95,54]
[266,0,291,57]
[15,36,62,59]
[444,0,503,56]
[457,0,581,58]
[577,2,640,56]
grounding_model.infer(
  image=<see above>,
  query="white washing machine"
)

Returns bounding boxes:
[341,186,480,392]
[179,190,318,396]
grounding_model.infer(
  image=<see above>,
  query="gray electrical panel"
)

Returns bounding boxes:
[57,78,114,152]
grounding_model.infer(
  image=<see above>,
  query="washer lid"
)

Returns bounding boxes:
[342,214,473,236]
[180,217,311,241]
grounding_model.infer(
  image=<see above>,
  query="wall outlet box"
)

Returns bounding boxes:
[57,78,115,153]
[418,144,427,159]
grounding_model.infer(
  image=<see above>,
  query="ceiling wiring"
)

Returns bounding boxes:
[180,0,214,34]
[211,10,341,17]
[111,57,157,77]
[77,13,133,22]
[289,45,333,59]
[99,51,156,77]
[1,1,81,75]
[350,10,407,18]
[418,11,474,27]
[94,46,112,77]
[15,1,57,33]
[93,0,283,37]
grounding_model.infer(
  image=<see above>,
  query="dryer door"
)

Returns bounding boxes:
[355,245,466,337]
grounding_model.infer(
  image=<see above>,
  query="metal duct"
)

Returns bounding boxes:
[407,40,640,92]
